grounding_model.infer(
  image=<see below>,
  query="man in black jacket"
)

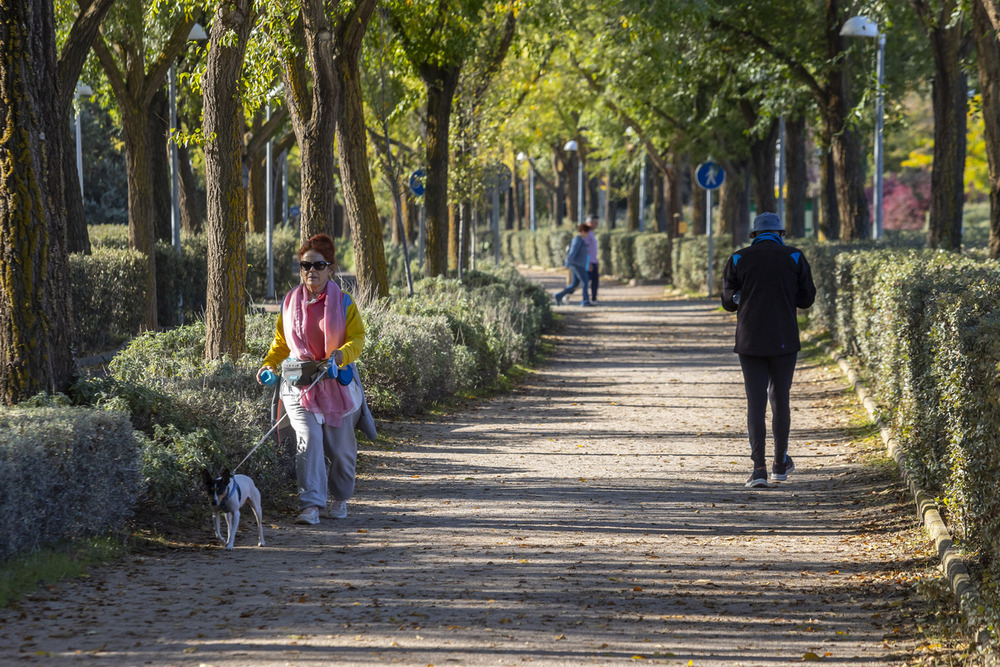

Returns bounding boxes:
[721,212,817,488]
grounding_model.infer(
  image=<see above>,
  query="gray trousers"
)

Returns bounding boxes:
[280,382,359,510]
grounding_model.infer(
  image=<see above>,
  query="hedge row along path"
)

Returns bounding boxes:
[0,269,966,665]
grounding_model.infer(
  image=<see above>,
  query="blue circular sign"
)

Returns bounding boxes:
[409,169,425,196]
[696,161,725,190]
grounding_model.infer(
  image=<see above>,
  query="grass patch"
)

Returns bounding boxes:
[0,536,128,608]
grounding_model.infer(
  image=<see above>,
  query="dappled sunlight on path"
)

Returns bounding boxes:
[0,269,943,666]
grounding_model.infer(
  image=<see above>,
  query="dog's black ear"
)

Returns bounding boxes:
[202,469,214,487]
[222,469,231,482]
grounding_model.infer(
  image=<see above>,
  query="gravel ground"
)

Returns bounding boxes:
[0,269,966,666]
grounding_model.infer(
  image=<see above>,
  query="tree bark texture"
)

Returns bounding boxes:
[653,169,667,233]
[691,163,706,235]
[203,0,253,362]
[974,0,1000,257]
[0,0,75,403]
[93,14,195,331]
[913,0,970,250]
[786,116,808,237]
[448,203,459,270]
[420,65,460,276]
[626,178,639,231]
[58,0,116,255]
[818,144,838,241]
[749,118,778,215]
[332,0,386,297]
[149,88,172,243]
[720,158,750,243]
[280,0,339,245]
[177,144,203,234]
[62,119,91,253]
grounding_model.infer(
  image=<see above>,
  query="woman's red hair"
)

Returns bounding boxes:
[299,233,337,264]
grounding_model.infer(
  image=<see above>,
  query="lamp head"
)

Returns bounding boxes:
[188,22,209,41]
[840,15,879,38]
[563,140,578,152]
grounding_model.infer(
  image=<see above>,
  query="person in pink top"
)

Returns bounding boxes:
[584,215,600,303]
[257,234,366,525]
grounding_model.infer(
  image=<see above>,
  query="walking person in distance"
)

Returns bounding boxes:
[721,213,816,488]
[554,223,594,307]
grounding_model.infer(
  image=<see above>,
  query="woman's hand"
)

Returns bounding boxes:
[256,365,275,385]
[332,350,344,367]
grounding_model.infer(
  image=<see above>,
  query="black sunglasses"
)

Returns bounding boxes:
[299,261,332,271]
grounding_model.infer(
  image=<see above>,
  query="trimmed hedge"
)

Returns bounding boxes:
[498,227,673,282]
[670,235,734,295]
[809,246,1000,630]
[74,227,303,355]
[0,404,140,562]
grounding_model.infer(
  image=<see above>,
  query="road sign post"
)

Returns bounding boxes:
[696,161,725,297]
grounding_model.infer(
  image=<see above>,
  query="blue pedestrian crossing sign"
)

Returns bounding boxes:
[696,161,725,190]
[409,169,426,196]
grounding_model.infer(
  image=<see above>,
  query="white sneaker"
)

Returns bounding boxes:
[294,507,320,525]
[323,501,348,519]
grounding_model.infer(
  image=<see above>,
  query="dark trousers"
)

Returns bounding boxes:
[738,352,797,470]
[588,262,599,301]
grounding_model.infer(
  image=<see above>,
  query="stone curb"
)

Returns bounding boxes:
[805,332,994,652]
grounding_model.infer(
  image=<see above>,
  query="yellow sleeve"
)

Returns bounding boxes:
[338,297,365,367]
[261,311,291,369]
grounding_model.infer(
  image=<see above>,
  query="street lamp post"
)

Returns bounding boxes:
[74,83,93,199]
[517,152,536,231]
[841,15,885,240]
[563,140,584,224]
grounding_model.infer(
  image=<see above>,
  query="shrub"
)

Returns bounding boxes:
[671,235,734,294]
[0,404,140,562]
[633,234,671,280]
[69,248,147,354]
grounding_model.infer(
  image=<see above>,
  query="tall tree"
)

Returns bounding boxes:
[911,0,973,250]
[204,0,255,361]
[269,0,387,297]
[389,0,516,277]
[57,0,118,255]
[0,0,75,403]
[93,3,195,330]
[974,0,1000,257]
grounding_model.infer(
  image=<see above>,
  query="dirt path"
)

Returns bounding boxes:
[0,270,953,665]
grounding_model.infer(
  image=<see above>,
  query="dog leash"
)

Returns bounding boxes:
[233,363,330,473]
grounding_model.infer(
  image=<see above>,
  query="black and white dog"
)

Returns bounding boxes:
[201,469,266,550]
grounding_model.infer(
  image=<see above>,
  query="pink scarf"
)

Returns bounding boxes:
[282,280,354,426]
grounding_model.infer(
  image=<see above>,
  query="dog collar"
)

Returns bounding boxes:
[221,480,242,505]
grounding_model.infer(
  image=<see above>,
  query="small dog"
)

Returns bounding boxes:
[202,469,266,550]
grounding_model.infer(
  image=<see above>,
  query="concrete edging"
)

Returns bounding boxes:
[804,332,993,651]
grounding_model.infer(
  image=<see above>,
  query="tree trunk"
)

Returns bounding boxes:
[786,116,808,237]
[404,191,418,243]
[0,0,75,403]
[750,118,778,215]
[720,158,750,243]
[419,66,460,276]
[818,141,839,241]
[587,169,600,218]
[247,150,265,233]
[178,144,202,234]
[667,151,682,237]
[651,169,667,233]
[203,0,253,362]
[975,0,1000,257]
[691,163,706,235]
[63,119,91,253]
[553,147,567,224]
[626,177,640,231]
[919,0,969,250]
[565,151,579,224]
[448,202,460,271]
[149,88,172,243]
[57,0,117,256]
[121,106,159,331]
[335,21,389,300]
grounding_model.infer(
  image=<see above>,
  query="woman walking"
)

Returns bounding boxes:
[257,234,365,524]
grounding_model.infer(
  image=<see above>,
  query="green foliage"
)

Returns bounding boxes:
[633,233,672,280]
[69,248,147,353]
[670,235,734,295]
[808,246,1000,630]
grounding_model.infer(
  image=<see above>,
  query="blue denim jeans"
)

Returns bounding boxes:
[555,265,591,305]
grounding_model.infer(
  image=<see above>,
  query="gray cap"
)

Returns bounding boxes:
[751,212,784,235]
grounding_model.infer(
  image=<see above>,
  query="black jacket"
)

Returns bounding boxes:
[721,234,816,356]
